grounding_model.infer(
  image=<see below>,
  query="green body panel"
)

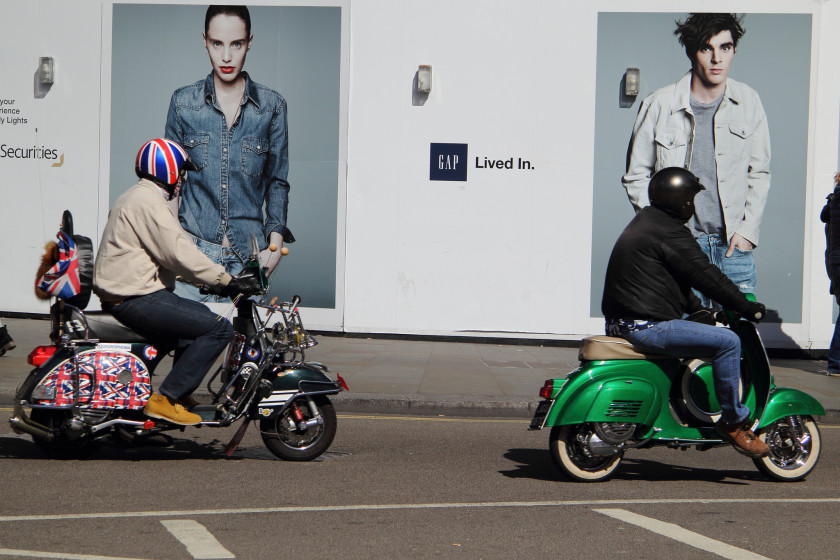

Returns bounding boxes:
[759,387,826,427]
[544,358,708,441]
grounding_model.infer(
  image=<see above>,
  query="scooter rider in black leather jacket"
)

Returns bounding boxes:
[602,167,769,457]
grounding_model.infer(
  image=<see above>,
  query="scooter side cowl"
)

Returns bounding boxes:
[546,361,667,427]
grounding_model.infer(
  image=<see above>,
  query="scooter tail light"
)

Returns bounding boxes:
[28,345,57,367]
[539,380,556,399]
[337,372,349,391]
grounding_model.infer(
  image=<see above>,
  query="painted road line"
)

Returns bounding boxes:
[0,547,151,559]
[0,498,838,523]
[161,520,234,559]
[593,508,771,560]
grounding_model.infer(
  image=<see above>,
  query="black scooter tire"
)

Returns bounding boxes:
[550,424,623,482]
[260,395,337,461]
[753,415,821,482]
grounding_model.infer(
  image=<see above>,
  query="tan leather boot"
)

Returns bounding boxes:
[144,393,201,426]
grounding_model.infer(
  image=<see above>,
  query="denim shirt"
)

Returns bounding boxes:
[622,71,771,247]
[165,72,290,261]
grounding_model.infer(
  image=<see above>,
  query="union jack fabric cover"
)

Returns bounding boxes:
[36,230,81,300]
[34,350,152,409]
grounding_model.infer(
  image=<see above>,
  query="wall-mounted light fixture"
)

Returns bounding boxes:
[38,57,55,85]
[417,65,432,94]
[624,67,639,97]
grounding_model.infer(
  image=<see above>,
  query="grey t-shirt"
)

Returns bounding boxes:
[687,94,725,237]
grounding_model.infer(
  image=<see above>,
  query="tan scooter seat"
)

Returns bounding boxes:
[579,335,672,361]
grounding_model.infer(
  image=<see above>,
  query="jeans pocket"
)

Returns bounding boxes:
[625,324,667,352]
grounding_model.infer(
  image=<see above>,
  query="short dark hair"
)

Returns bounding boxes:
[205,5,251,37]
[674,13,745,64]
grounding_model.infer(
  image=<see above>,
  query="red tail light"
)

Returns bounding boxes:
[28,345,58,367]
[337,373,349,391]
[539,380,555,399]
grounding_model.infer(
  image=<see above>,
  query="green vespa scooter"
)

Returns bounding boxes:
[529,310,824,482]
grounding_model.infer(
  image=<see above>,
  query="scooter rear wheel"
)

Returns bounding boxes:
[753,415,820,482]
[550,424,623,482]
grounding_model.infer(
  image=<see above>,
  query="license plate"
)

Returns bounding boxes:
[528,400,552,430]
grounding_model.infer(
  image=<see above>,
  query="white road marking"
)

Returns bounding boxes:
[0,547,151,559]
[0,498,838,523]
[161,519,234,559]
[594,508,772,560]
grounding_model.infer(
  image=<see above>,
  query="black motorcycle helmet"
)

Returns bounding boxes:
[648,167,704,222]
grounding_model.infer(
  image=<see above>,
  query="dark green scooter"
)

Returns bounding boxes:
[529,310,824,482]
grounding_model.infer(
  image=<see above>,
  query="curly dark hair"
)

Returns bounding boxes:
[674,13,745,64]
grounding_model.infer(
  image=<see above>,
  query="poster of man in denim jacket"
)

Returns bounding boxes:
[622,13,770,308]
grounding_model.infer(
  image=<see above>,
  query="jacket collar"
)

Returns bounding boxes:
[673,70,740,114]
[203,72,261,110]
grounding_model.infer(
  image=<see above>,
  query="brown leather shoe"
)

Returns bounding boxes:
[715,419,770,458]
[144,393,201,426]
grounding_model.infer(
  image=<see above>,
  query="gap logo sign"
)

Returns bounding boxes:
[430,143,468,182]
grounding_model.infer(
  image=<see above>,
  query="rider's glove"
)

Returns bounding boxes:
[744,301,766,322]
[225,275,262,297]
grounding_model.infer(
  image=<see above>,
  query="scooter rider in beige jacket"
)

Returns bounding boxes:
[94,138,259,426]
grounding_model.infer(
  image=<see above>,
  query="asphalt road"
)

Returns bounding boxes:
[0,409,838,560]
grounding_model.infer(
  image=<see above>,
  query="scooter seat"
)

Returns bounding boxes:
[579,335,673,361]
[61,307,151,343]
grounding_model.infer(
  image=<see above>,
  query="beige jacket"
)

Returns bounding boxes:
[93,179,231,303]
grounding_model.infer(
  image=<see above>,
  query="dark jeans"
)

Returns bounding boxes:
[829,260,840,374]
[107,289,233,400]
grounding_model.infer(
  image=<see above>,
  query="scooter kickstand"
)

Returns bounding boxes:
[224,419,251,457]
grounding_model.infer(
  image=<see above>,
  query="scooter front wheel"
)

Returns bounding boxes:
[550,424,623,482]
[260,395,337,461]
[753,415,820,482]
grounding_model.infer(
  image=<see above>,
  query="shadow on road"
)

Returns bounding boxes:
[500,448,765,483]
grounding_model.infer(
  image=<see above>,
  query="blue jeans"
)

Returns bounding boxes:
[621,319,750,424]
[173,235,244,303]
[106,289,233,400]
[694,234,756,308]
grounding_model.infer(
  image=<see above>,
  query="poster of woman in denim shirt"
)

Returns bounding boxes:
[162,5,290,302]
[110,3,344,311]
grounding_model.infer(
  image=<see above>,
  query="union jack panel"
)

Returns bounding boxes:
[34,349,153,409]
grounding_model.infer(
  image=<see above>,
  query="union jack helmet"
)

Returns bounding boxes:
[135,138,197,187]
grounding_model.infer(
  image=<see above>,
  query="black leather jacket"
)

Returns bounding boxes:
[602,206,752,321]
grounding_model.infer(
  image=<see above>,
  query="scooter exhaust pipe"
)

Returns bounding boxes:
[9,416,55,441]
[586,433,621,457]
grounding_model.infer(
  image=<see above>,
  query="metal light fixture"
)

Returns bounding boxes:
[417,65,432,94]
[38,57,55,85]
[624,67,640,97]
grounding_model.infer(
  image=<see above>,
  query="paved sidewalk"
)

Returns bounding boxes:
[1,317,838,422]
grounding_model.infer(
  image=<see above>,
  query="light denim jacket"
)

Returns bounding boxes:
[622,71,771,247]
[165,72,290,261]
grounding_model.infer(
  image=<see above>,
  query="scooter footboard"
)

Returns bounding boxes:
[759,388,825,428]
